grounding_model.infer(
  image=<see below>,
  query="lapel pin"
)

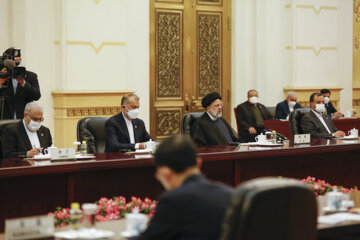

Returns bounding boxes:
[41,133,44,136]
[135,125,138,129]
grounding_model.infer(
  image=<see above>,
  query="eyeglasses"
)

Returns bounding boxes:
[28,115,44,122]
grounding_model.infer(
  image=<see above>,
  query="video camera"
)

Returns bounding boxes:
[0,48,26,79]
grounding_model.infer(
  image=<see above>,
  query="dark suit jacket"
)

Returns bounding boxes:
[2,120,52,158]
[0,71,41,119]
[191,113,240,146]
[105,112,151,152]
[235,101,272,142]
[325,102,337,116]
[275,100,301,120]
[300,110,337,138]
[137,174,234,240]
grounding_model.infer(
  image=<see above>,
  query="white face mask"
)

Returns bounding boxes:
[27,120,41,132]
[315,104,326,113]
[210,109,222,119]
[324,97,330,104]
[127,108,139,120]
[288,101,296,108]
[249,96,258,104]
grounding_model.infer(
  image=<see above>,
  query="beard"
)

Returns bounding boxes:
[211,109,222,118]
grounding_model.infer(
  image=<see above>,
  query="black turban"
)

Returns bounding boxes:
[201,92,222,108]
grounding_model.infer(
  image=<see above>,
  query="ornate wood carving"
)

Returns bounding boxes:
[157,11,182,98]
[198,14,221,97]
[67,107,121,117]
[156,110,181,137]
[355,0,360,22]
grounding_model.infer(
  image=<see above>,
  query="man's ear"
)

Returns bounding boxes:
[196,157,202,169]
[157,166,173,181]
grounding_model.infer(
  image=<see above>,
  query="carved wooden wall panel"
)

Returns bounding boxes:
[156,10,183,99]
[197,13,222,97]
[155,109,182,139]
[198,0,222,5]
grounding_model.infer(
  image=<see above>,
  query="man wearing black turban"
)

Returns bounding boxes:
[190,92,241,146]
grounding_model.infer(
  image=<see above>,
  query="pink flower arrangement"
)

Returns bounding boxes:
[48,196,157,227]
[300,176,359,196]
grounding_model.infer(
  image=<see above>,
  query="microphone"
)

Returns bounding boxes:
[3,59,16,69]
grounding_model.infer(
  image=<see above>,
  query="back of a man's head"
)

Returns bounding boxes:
[154,135,197,173]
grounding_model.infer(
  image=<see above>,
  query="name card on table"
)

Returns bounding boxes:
[294,134,311,144]
[51,148,76,160]
[5,215,54,240]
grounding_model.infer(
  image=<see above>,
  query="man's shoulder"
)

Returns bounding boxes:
[106,113,123,124]
[237,101,249,109]
[301,111,314,121]
[276,100,287,108]
[25,70,37,79]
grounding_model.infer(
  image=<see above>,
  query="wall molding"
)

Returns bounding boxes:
[285,4,338,16]
[65,41,127,54]
[285,46,337,56]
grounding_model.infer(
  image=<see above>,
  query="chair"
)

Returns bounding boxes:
[220,177,317,240]
[181,112,203,134]
[0,119,21,158]
[288,108,310,139]
[77,116,108,153]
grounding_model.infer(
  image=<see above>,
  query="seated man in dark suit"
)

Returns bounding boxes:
[236,89,272,142]
[320,89,344,119]
[275,91,301,120]
[137,135,234,240]
[2,101,52,158]
[105,93,151,152]
[191,92,240,146]
[301,92,345,138]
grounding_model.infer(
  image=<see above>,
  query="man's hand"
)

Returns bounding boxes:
[333,131,345,138]
[333,112,343,119]
[139,143,146,149]
[26,147,42,158]
[0,68,10,84]
[248,127,257,134]
[16,78,25,85]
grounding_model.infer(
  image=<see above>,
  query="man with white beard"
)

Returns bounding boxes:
[191,92,240,146]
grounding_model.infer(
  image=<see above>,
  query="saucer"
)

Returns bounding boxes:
[322,206,348,214]
[54,228,114,239]
[120,230,139,238]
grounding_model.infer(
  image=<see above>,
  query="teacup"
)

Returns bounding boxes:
[125,212,149,236]
[348,128,358,137]
[255,134,267,143]
[44,146,57,157]
[327,190,343,210]
[345,110,352,118]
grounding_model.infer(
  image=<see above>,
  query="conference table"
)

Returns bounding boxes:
[1,138,360,236]
[264,117,360,140]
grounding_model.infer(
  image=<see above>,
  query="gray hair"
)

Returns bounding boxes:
[287,91,298,98]
[121,93,140,106]
[24,102,43,114]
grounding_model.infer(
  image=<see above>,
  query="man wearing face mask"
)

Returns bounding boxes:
[105,93,151,152]
[301,92,345,138]
[0,48,41,120]
[191,92,240,146]
[275,91,302,120]
[320,89,344,119]
[2,102,52,158]
[235,89,272,142]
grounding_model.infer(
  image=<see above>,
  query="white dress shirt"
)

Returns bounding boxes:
[122,112,139,149]
[23,119,41,148]
[311,109,331,134]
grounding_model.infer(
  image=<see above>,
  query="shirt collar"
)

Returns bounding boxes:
[206,112,218,121]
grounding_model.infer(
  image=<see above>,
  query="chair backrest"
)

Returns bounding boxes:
[220,177,317,240]
[77,116,108,153]
[181,112,203,134]
[0,119,21,158]
[267,106,276,119]
[288,108,311,139]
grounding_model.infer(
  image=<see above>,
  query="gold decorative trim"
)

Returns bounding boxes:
[285,46,337,56]
[354,0,360,22]
[66,41,127,54]
[67,107,121,117]
[54,41,60,45]
[94,0,101,4]
[285,5,338,16]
